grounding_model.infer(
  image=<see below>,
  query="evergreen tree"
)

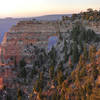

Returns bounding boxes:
[49,46,57,66]
[79,55,85,67]
[89,45,96,63]
[71,24,80,41]
[34,79,43,92]
[49,66,54,80]
[63,39,68,62]
[80,67,86,77]
[19,58,26,69]
[59,32,63,41]
[20,67,27,79]
[60,91,65,100]
[18,58,27,79]
[39,72,43,81]
[92,64,98,80]
[72,42,79,63]
[83,44,88,61]
[58,61,64,72]
[30,68,35,79]
[17,89,23,100]
[14,56,17,67]
[51,92,60,100]
[57,70,64,86]
[85,82,92,96]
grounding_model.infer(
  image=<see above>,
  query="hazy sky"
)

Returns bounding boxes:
[0,0,100,18]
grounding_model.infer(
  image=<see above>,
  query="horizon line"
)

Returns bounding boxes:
[0,13,73,19]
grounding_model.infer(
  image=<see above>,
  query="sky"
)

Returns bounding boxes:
[0,0,100,18]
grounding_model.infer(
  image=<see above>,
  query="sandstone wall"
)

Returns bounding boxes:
[2,19,100,64]
[2,20,69,63]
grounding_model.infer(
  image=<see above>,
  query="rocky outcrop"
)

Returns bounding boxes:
[1,20,70,64]
[2,18,100,64]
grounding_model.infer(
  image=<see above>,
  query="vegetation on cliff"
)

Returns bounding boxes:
[63,8,100,22]
[15,22,100,100]
[1,9,100,100]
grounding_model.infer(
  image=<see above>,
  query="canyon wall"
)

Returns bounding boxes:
[1,20,69,64]
[2,18,100,64]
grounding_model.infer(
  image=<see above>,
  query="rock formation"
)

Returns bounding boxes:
[1,19,69,64]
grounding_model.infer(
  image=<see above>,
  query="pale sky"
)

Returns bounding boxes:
[0,0,100,18]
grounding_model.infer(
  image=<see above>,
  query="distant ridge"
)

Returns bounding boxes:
[35,14,72,20]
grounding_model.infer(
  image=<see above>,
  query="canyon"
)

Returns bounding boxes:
[0,12,100,99]
[1,18,100,65]
[0,19,69,64]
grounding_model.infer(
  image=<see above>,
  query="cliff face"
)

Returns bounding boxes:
[9,21,56,33]
[2,18,100,64]
[1,20,69,63]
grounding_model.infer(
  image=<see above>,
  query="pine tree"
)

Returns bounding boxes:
[80,67,86,77]
[83,44,88,61]
[63,39,68,62]
[17,89,22,100]
[85,82,92,96]
[19,58,26,69]
[49,46,57,66]
[72,42,79,63]
[49,66,54,80]
[60,91,65,100]
[79,55,85,67]
[34,78,44,92]
[20,67,27,79]
[57,70,64,86]
[92,64,98,80]
[69,56,73,69]
[89,45,96,63]
[30,68,34,79]
[39,72,43,81]
[14,56,17,67]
